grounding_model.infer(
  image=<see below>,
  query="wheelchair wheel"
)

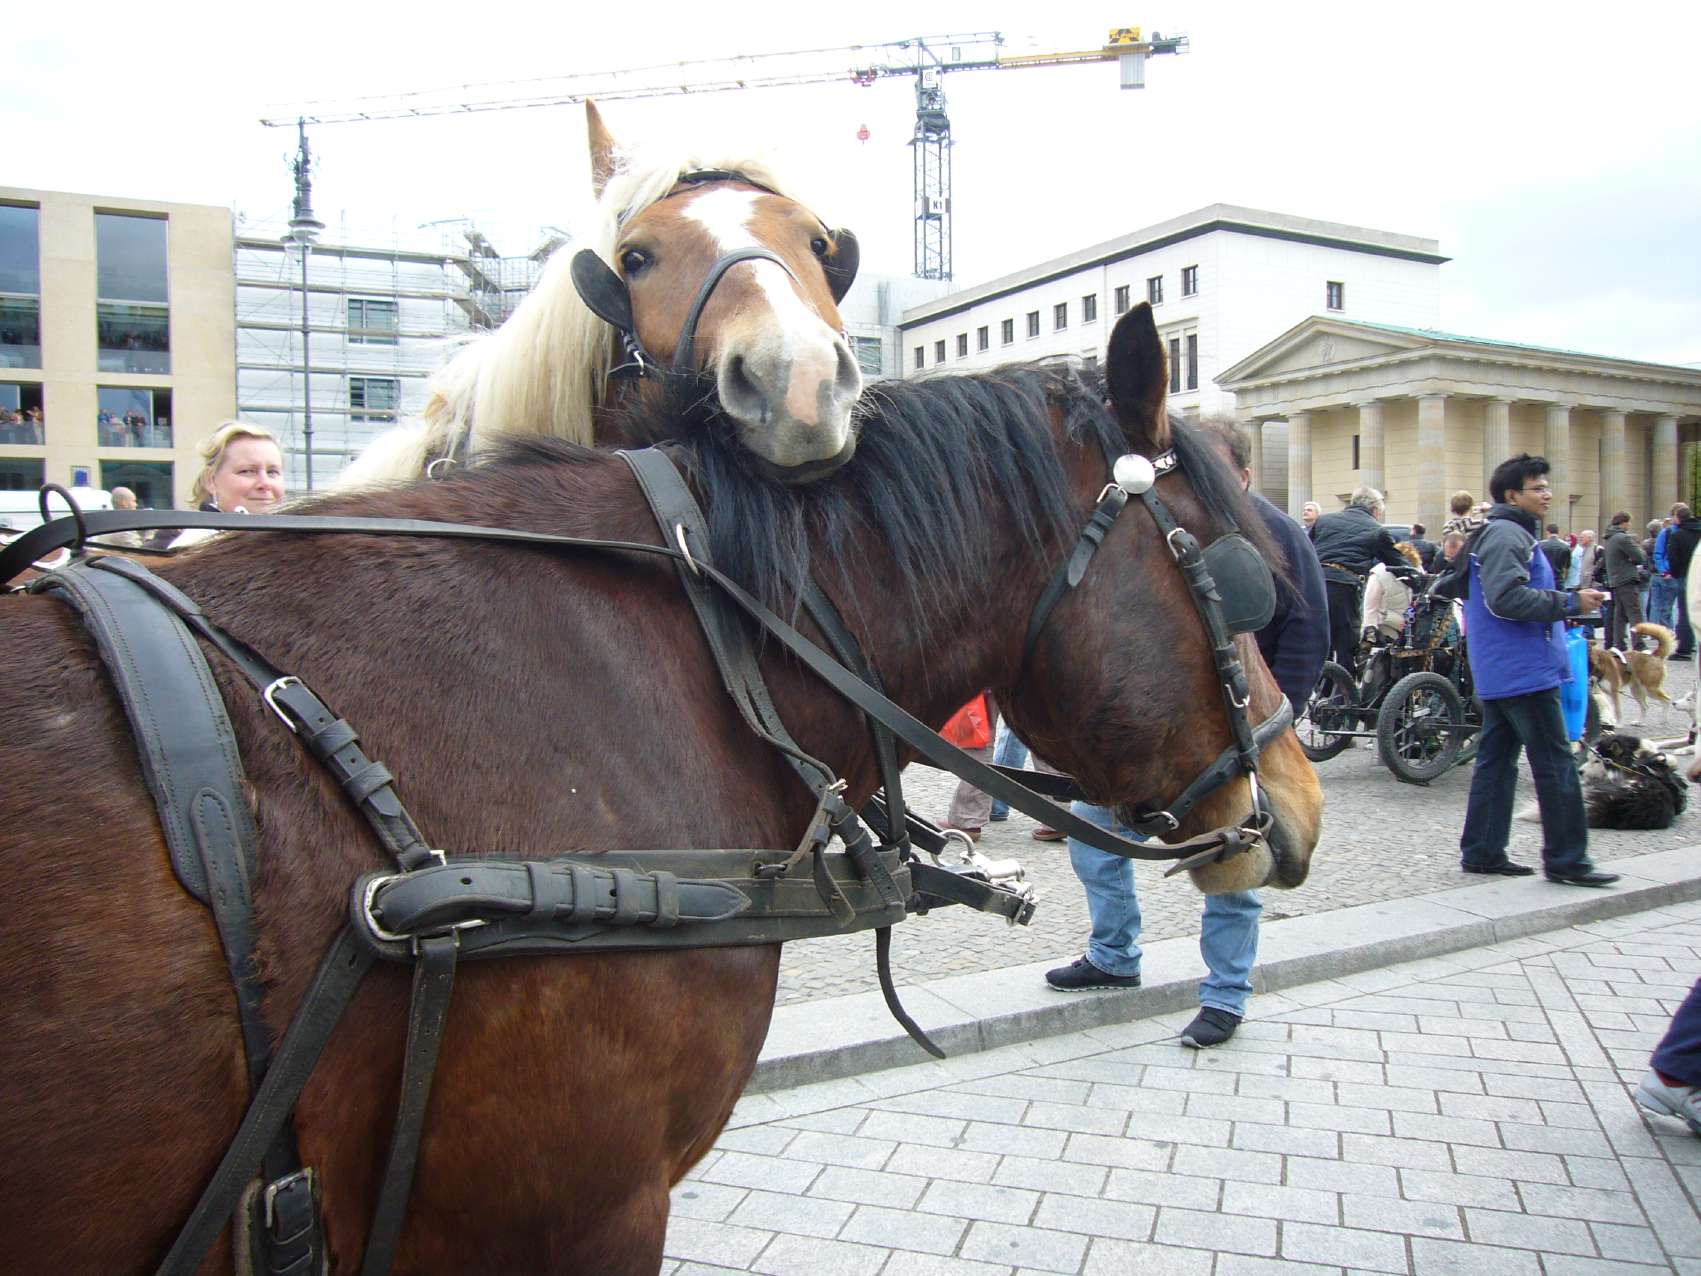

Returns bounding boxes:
[1299,661,1357,762]
[1377,670,1466,784]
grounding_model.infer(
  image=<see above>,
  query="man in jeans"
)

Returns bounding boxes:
[1045,420,1329,1047]
[1458,453,1619,887]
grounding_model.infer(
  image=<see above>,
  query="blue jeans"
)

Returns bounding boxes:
[1679,577,1695,657]
[1650,575,1680,632]
[1654,979,1701,1087]
[1067,801,1261,1017]
[987,722,1031,820]
[1459,688,1590,875]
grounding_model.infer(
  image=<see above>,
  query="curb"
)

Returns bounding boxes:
[749,845,1701,1093]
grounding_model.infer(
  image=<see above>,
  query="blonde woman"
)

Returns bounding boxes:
[1362,541,1425,640]
[166,421,285,548]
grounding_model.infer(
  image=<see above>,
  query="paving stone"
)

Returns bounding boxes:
[855,1110,968,1149]
[1334,1082,1442,1113]
[958,1074,1093,1104]
[665,1217,775,1269]
[885,1144,999,1184]
[882,1089,1031,1125]
[1019,1099,1128,1136]
[1436,1091,1543,1123]
[1567,1156,1632,1192]
[1397,1168,1519,1212]
[1448,1143,1571,1184]
[1137,1062,1238,1094]
[959,1221,1089,1274]
[956,1121,1067,1160]
[1520,1181,1647,1225]
[1408,1236,1541,1275]
[880,1253,1015,1276]
[1382,1064,1485,1095]
[750,1233,890,1276]
[1623,1156,1701,1258]
[1462,1207,1596,1256]
[1183,1091,1289,1125]
[1287,1155,1398,1197]
[715,1124,800,1155]
[671,1181,750,1223]
[697,1151,826,1195]
[1342,1191,1463,1239]
[1031,1192,1156,1241]
[992,1153,1109,1199]
[1152,1206,1278,1257]
[1342,1132,1453,1171]
[784,1109,871,1135]
[1289,1055,1386,1084]
[1279,1221,1410,1273]
[808,1165,928,1210]
[1391,1111,1501,1147]
[1235,1073,1337,1104]
[1483,1072,1587,1103]
[916,1179,1040,1225]
[1101,1166,1221,1211]
[1589,1221,1668,1265]
[1289,1100,1393,1134]
[1215,1256,1345,1276]
[783,1131,897,1170]
[839,1204,965,1255]
[728,1189,856,1240]
[1499,1123,1615,1158]
[1538,1259,1676,1275]
[1081,1238,1213,1275]
[1083,1080,1187,1115]
[1171,1143,1284,1184]
[1233,1120,1341,1159]
[1221,1181,1341,1225]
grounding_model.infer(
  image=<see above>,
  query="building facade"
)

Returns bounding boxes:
[894,204,1446,415]
[1217,318,1701,532]
[0,186,235,509]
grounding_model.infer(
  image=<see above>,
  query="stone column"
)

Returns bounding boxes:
[1545,402,1572,531]
[1247,417,1265,492]
[1653,414,1680,515]
[1357,399,1385,494]
[1286,412,1312,521]
[1600,409,1627,525]
[1483,398,1512,497]
[1416,394,1447,530]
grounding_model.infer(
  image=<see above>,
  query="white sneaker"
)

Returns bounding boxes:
[1635,1069,1701,1135]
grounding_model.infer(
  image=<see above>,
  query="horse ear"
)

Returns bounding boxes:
[569,250,633,332]
[586,99,618,197]
[1105,302,1171,453]
[822,228,860,303]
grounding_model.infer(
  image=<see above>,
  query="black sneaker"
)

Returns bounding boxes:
[1545,869,1620,887]
[1181,1007,1242,1048]
[1461,860,1535,876]
[1045,957,1141,991]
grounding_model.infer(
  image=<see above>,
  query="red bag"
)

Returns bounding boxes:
[941,693,992,749]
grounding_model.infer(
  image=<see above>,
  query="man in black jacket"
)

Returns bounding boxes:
[1667,504,1701,660]
[1309,487,1410,675]
[1539,523,1572,582]
[1408,523,1440,571]
[1601,512,1647,650]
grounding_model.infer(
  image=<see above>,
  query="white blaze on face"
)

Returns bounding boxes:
[680,188,860,469]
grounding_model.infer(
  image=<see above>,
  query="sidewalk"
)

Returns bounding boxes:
[665,879,1701,1275]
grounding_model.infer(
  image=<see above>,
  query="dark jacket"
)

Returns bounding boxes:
[1409,537,1440,571]
[1464,504,1582,699]
[1538,535,1572,581]
[1600,526,1646,588]
[1308,505,1407,587]
[1667,516,1701,579]
[1251,492,1329,709]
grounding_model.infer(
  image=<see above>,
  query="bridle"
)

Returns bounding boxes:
[1015,440,1291,873]
[568,169,859,391]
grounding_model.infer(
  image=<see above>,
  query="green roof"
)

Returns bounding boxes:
[1347,320,1680,369]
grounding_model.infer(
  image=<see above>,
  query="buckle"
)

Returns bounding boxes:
[361,871,485,951]
[262,676,303,733]
[263,1167,316,1232]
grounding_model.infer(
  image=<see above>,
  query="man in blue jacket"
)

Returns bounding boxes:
[1046,420,1330,1048]
[1459,453,1619,887]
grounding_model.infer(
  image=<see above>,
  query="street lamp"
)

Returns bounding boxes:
[285,118,324,490]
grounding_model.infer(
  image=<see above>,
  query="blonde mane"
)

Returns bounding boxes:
[337,120,817,489]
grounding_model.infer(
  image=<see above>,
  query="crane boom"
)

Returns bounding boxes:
[259,28,1187,280]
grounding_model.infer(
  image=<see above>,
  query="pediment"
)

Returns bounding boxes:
[1219,318,1433,385]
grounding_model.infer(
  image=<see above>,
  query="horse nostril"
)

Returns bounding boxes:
[835,343,862,398]
[719,354,768,423]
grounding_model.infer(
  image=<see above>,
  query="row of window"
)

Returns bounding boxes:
[913,291,1108,369]
[0,375,402,450]
[0,458,174,508]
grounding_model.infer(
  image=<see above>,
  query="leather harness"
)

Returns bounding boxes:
[4,438,1288,1275]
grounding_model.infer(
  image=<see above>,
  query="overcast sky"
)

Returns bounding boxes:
[8,0,1699,365]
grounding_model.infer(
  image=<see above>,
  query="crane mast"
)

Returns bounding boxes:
[261,28,1186,281]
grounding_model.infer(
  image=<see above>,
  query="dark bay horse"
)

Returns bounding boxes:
[342,100,863,488]
[0,305,1322,1273]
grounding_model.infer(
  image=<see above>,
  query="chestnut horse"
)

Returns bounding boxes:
[0,305,1322,1273]
[341,101,863,489]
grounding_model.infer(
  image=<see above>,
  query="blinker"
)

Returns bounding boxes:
[1112,453,1156,496]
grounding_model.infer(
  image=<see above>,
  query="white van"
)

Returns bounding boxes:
[0,487,116,535]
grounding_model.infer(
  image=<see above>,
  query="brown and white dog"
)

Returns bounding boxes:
[1590,622,1677,723]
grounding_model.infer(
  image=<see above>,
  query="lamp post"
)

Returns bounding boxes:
[285,118,324,490]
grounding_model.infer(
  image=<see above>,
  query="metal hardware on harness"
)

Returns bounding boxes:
[674,522,702,575]
[263,676,303,733]
[263,1168,315,1232]
[361,874,486,949]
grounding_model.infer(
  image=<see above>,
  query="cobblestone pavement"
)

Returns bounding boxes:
[667,899,1701,1274]
[777,664,1700,1007]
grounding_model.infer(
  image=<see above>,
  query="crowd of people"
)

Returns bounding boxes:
[0,405,44,444]
[940,425,1701,1052]
[96,409,171,449]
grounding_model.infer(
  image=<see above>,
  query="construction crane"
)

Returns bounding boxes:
[261,29,1187,281]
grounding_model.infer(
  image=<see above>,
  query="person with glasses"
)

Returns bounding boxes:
[1458,454,1618,887]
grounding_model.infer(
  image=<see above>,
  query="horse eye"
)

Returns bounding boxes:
[810,236,830,258]
[620,248,649,276]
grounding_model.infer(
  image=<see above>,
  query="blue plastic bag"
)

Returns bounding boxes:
[1559,626,1590,742]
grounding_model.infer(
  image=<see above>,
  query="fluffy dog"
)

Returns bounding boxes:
[1583,730,1688,830]
[1590,622,1677,722]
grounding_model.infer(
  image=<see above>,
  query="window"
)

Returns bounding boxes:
[96,386,172,448]
[1169,337,1181,394]
[349,375,400,421]
[1165,328,1199,394]
[0,457,43,491]
[1147,275,1164,306]
[1026,310,1040,339]
[1053,302,1068,331]
[977,325,989,352]
[1000,318,1014,345]
[1082,294,1097,323]
[0,204,42,370]
[851,336,882,376]
[914,345,924,370]
[1113,285,1130,314]
[934,339,946,364]
[1327,280,1345,310]
[348,298,399,346]
[95,213,170,374]
[1352,434,1360,470]
[956,333,968,359]
[100,460,173,510]
[1185,332,1198,391]
[0,381,44,445]
[1181,265,1198,297]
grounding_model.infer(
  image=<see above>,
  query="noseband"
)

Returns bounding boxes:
[1018,442,1291,871]
[568,170,859,391]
